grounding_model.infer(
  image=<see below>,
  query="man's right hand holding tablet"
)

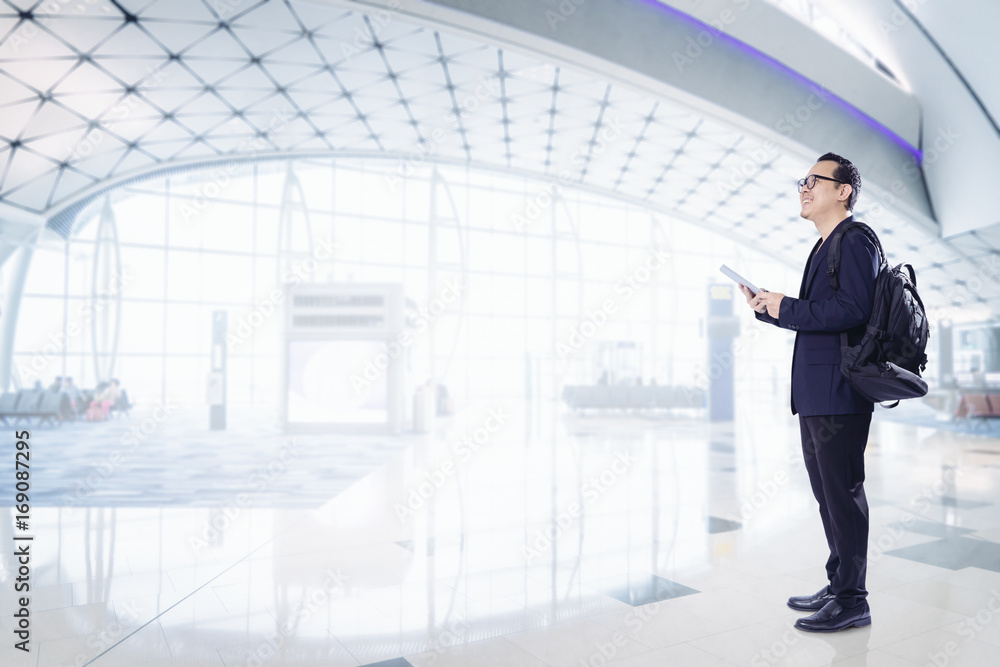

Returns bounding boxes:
[739,284,768,314]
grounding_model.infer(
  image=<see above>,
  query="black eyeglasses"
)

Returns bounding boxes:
[797,174,847,193]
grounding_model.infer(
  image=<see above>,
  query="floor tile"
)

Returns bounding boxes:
[886,536,1000,572]
[605,642,734,666]
[506,617,652,667]
[689,620,863,666]
[405,636,546,667]
[590,572,699,606]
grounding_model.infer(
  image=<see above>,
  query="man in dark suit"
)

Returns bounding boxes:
[739,153,878,633]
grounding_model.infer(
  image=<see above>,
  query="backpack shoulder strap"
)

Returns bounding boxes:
[827,220,885,292]
[830,221,886,352]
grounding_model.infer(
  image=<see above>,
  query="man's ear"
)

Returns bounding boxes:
[839,183,852,204]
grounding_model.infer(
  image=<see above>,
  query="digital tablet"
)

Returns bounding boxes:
[719,264,761,296]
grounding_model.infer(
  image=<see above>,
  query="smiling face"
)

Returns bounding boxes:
[799,160,851,222]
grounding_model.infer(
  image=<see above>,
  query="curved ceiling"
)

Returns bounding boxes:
[810,0,1000,239]
[0,0,998,320]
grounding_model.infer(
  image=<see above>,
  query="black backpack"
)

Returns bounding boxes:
[826,221,929,407]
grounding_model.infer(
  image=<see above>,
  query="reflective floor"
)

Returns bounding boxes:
[3,399,1000,666]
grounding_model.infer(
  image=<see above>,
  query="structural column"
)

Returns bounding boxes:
[0,230,38,392]
[706,283,739,422]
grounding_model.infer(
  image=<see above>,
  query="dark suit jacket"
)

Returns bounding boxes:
[756,216,879,416]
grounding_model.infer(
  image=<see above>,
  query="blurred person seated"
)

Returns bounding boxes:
[105,378,122,403]
[62,376,83,411]
[78,388,94,414]
[85,381,115,422]
[107,378,131,417]
[48,376,63,392]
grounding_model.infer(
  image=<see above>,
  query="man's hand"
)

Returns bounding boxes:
[756,290,784,318]
[739,284,766,314]
[740,284,784,319]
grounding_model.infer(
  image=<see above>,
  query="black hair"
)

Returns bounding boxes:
[817,152,861,211]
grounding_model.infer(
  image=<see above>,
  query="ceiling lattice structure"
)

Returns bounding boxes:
[0,0,999,316]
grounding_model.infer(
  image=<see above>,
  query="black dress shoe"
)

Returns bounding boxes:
[794,600,871,633]
[787,585,834,611]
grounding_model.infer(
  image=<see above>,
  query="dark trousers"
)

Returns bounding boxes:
[798,413,872,609]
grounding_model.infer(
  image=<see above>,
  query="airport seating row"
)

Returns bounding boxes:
[561,384,705,411]
[954,393,1000,419]
[0,389,74,426]
[0,388,133,426]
